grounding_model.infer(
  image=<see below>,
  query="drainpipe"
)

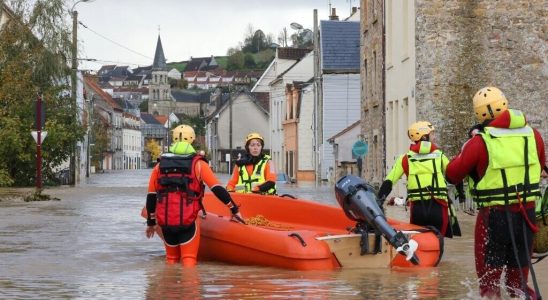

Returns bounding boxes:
[381,0,387,180]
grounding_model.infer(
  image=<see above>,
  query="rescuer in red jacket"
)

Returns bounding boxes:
[446,87,546,299]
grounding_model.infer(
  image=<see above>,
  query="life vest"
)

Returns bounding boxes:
[406,142,448,202]
[235,154,276,194]
[155,153,205,228]
[472,110,541,207]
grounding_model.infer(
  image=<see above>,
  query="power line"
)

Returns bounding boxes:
[78,21,153,61]
[79,57,151,67]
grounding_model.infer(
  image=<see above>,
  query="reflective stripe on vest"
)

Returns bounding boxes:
[236,155,276,194]
[472,120,541,206]
[406,149,448,201]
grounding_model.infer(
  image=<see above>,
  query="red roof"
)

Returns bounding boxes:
[154,115,168,125]
[84,75,122,111]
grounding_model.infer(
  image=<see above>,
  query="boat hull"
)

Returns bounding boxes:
[142,193,442,270]
[196,193,442,270]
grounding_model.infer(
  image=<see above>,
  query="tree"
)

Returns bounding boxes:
[90,115,109,171]
[0,0,85,186]
[277,27,288,47]
[243,53,255,69]
[139,100,148,112]
[290,27,314,49]
[145,139,161,163]
[226,51,244,70]
[169,78,188,89]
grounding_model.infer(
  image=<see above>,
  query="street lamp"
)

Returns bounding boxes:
[69,0,91,185]
[290,22,303,30]
[85,94,94,177]
[289,22,313,48]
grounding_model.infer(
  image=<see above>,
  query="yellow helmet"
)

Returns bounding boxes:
[472,86,508,122]
[245,132,264,144]
[408,121,434,142]
[245,132,264,152]
[172,124,195,144]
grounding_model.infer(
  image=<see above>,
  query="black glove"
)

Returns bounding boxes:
[147,218,156,226]
[258,181,275,193]
[377,180,392,206]
[455,182,466,203]
[228,201,239,215]
[468,124,484,138]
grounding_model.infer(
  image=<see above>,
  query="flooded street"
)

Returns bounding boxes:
[1,169,546,299]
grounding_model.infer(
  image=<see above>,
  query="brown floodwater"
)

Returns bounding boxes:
[0,169,546,299]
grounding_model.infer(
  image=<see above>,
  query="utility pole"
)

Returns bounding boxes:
[381,0,387,179]
[69,0,90,185]
[313,8,321,185]
[35,94,44,191]
[229,94,233,174]
[70,9,78,185]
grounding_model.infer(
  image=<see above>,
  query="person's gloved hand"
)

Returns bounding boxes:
[257,181,275,193]
[228,201,246,224]
[468,123,484,138]
[377,180,392,207]
[455,182,466,203]
[456,192,466,203]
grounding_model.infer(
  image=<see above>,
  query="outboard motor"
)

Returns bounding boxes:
[335,175,419,265]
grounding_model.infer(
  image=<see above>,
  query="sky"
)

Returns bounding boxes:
[73,0,360,70]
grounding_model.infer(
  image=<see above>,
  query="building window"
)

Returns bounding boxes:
[363,58,368,106]
[372,51,376,98]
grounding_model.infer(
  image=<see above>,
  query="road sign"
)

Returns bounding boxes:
[31,131,48,144]
[352,140,368,157]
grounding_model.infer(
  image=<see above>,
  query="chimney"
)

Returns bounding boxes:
[329,7,339,20]
[352,7,358,14]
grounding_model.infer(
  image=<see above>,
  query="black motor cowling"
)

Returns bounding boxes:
[335,175,419,265]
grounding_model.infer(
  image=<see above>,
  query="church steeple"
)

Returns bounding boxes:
[149,33,172,118]
[152,34,167,71]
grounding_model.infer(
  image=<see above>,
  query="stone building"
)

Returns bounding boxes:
[360,0,547,195]
[360,0,385,189]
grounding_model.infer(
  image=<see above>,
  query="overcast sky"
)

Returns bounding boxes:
[73,0,359,70]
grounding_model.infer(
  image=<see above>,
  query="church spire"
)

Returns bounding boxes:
[152,34,167,71]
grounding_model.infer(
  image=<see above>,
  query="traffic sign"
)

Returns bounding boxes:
[31,131,48,144]
[352,140,368,157]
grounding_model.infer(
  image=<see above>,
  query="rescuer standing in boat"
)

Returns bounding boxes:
[145,124,244,266]
[226,132,277,195]
[446,86,546,299]
[377,121,464,238]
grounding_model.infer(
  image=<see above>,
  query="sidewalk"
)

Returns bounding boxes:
[0,187,35,201]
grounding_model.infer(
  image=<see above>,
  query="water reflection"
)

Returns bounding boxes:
[0,169,546,299]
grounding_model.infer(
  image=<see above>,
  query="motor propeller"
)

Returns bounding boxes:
[335,175,420,265]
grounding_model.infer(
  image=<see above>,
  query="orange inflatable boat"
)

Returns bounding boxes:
[194,192,443,270]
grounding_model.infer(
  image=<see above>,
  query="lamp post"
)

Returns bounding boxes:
[69,0,90,185]
[290,22,313,48]
[85,94,94,177]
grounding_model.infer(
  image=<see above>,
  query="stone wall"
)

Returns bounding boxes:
[415,0,547,157]
[360,0,386,188]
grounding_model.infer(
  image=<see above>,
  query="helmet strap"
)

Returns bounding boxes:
[487,104,495,119]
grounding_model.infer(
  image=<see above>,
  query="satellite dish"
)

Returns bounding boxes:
[290,22,303,30]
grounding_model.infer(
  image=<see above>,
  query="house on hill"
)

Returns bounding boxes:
[185,55,219,72]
